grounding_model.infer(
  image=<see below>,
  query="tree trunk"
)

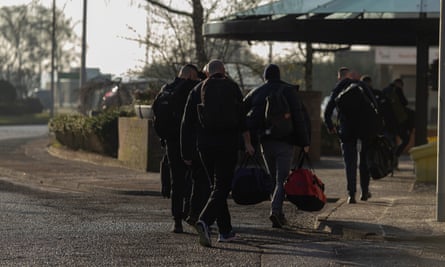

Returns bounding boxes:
[191,0,207,68]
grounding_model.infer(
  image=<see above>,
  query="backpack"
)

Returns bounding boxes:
[152,82,182,139]
[264,85,293,139]
[384,87,408,125]
[366,135,396,179]
[335,83,383,138]
[198,77,242,131]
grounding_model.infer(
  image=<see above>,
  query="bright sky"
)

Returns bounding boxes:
[1,0,148,77]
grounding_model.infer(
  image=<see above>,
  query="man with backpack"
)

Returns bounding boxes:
[244,64,310,228]
[152,64,209,234]
[181,59,255,247]
[324,68,380,204]
[382,78,414,169]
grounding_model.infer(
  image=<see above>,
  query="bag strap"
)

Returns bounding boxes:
[295,148,314,172]
[239,153,270,174]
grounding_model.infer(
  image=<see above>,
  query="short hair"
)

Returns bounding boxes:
[360,75,372,83]
[207,59,225,76]
[179,64,198,78]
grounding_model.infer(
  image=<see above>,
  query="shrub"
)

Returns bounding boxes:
[49,109,133,157]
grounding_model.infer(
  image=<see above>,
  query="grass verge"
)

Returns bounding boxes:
[0,112,50,125]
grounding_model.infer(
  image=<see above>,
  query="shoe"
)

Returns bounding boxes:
[185,216,197,226]
[217,231,237,242]
[347,196,356,204]
[269,213,282,228]
[172,219,183,233]
[195,220,212,247]
[279,213,288,226]
[360,192,372,201]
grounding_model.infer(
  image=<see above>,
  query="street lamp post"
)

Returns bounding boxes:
[80,0,87,88]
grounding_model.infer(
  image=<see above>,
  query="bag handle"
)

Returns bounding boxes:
[295,148,314,172]
[239,153,270,174]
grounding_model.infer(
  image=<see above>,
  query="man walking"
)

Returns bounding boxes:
[181,59,254,247]
[244,64,310,228]
[153,64,204,233]
[324,68,376,204]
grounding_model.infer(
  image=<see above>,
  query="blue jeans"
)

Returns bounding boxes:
[261,140,294,215]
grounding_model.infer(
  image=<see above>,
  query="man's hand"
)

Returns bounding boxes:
[328,127,337,134]
[183,160,192,166]
[303,146,310,153]
[245,143,255,156]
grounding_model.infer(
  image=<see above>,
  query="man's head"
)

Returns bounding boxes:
[263,64,280,81]
[207,59,225,76]
[179,64,199,80]
[337,67,350,80]
[393,78,404,89]
[360,75,372,88]
[346,69,361,81]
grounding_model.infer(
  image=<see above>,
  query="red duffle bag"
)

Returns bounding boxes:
[284,150,326,211]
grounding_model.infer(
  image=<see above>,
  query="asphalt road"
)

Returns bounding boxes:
[0,125,444,266]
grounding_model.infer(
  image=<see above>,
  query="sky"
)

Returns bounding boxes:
[1,0,148,77]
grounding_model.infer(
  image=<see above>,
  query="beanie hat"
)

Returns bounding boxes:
[264,64,280,81]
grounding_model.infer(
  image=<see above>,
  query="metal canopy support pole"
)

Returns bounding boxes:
[50,0,56,118]
[415,35,429,146]
[437,0,445,222]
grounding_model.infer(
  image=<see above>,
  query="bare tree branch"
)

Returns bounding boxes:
[144,0,192,17]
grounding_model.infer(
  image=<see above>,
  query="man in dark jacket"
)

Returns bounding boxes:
[244,64,310,228]
[153,64,207,234]
[382,78,414,168]
[181,59,254,247]
[324,67,375,204]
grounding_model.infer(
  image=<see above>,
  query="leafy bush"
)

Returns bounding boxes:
[49,109,134,157]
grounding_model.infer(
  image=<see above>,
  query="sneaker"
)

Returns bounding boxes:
[269,213,282,228]
[217,231,237,242]
[185,216,197,226]
[172,219,183,233]
[360,191,372,201]
[279,213,288,226]
[195,220,212,247]
[347,196,357,204]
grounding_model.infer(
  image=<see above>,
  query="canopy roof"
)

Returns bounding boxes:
[204,0,440,46]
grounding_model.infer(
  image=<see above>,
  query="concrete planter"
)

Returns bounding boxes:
[409,141,437,183]
[134,104,154,119]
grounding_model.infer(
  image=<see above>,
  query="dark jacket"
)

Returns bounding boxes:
[153,77,200,141]
[243,80,310,147]
[324,79,380,141]
[180,73,247,161]
[323,78,355,132]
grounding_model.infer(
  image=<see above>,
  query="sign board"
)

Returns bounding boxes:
[58,72,80,79]
[375,46,439,64]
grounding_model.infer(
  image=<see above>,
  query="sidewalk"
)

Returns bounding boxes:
[1,136,444,241]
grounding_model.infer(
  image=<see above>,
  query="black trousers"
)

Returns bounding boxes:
[166,139,190,221]
[198,146,238,235]
[340,136,371,196]
[187,157,211,220]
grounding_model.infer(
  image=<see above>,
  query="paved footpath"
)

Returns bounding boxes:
[0,135,444,241]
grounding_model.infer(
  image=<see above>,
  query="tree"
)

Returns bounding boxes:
[140,0,265,87]
[0,3,79,98]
